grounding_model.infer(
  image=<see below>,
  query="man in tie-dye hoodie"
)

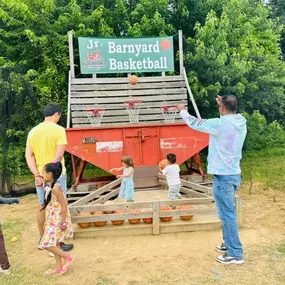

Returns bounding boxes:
[178,95,247,265]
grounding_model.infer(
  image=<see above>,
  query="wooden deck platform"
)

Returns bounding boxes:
[71,188,222,238]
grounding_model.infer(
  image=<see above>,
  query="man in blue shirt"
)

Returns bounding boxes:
[178,95,247,264]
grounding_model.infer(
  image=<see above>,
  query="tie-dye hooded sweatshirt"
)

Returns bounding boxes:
[180,110,247,175]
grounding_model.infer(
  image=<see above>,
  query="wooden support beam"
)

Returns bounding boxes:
[178,30,184,75]
[72,211,153,223]
[69,197,215,214]
[69,178,122,207]
[180,186,210,198]
[152,201,160,235]
[71,206,216,223]
[158,174,212,194]
[68,31,75,78]
[159,208,217,218]
[158,179,210,198]
[89,188,120,205]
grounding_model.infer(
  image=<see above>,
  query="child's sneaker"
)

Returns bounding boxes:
[49,252,55,257]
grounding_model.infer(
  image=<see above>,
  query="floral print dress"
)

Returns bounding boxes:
[39,186,73,248]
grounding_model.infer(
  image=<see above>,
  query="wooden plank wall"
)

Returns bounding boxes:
[70,75,188,128]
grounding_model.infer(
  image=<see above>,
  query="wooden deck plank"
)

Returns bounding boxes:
[71,81,185,91]
[71,94,186,104]
[71,75,184,85]
[71,101,187,111]
[71,88,187,98]
[73,215,221,238]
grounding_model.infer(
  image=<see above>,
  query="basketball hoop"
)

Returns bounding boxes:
[124,99,143,123]
[160,105,178,123]
[84,109,104,127]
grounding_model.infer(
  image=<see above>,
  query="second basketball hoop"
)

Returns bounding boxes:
[84,108,105,127]
[124,99,143,124]
[160,105,178,123]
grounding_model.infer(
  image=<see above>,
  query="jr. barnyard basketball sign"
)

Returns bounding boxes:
[78,36,174,74]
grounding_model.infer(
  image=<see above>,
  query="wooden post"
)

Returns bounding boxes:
[67,71,71,128]
[178,30,184,75]
[68,31,75,78]
[152,201,160,235]
[184,67,201,119]
[235,195,243,226]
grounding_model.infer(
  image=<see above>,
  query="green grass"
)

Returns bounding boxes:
[241,149,285,191]
[96,277,116,285]
[83,163,112,179]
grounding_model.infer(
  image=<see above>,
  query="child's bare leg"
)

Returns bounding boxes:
[37,209,45,238]
[55,254,63,269]
[46,246,69,259]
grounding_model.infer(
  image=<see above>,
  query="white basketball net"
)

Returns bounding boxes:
[85,109,104,127]
[124,100,142,123]
[160,106,178,123]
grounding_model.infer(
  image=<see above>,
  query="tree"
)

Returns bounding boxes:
[0,66,40,194]
[185,0,285,123]
[270,0,285,56]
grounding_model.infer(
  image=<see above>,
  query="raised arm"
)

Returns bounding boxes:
[109,166,124,173]
[117,167,134,178]
[177,105,220,135]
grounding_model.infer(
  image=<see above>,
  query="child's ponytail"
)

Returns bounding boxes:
[41,161,63,211]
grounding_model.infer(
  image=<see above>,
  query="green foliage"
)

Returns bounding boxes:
[270,0,285,56]
[243,110,285,151]
[186,0,285,123]
[241,149,285,191]
[1,0,285,185]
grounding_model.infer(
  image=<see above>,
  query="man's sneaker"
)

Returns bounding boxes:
[215,243,227,253]
[0,266,10,274]
[216,253,244,265]
[60,242,74,252]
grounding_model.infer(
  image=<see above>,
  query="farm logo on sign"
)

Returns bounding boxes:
[83,51,106,70]
[78,36,174,74]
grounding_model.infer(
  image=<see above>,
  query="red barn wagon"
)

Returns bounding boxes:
[65,31,230,237]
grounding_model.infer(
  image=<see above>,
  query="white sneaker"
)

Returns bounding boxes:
[49,252,55,257]
[0,266,10,274]
[38,244,44,250]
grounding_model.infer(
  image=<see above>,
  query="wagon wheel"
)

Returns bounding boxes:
[131,128,156,151]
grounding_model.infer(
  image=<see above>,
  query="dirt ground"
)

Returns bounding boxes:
[1,182,285,285]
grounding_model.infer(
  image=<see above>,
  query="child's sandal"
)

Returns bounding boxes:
[61,254,74,274]
[44,268,62,275]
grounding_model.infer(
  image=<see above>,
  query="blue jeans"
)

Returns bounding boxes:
[213,174,243,259]
[36,175,67,205]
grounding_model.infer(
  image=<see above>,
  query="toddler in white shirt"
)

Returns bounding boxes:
[160,153,181,200]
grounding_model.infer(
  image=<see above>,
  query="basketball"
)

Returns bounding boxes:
[158,159,168,170]
[129,75,138,85]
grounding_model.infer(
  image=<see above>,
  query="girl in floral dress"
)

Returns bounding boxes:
[39,162,73,275]
[109,155,135,202]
